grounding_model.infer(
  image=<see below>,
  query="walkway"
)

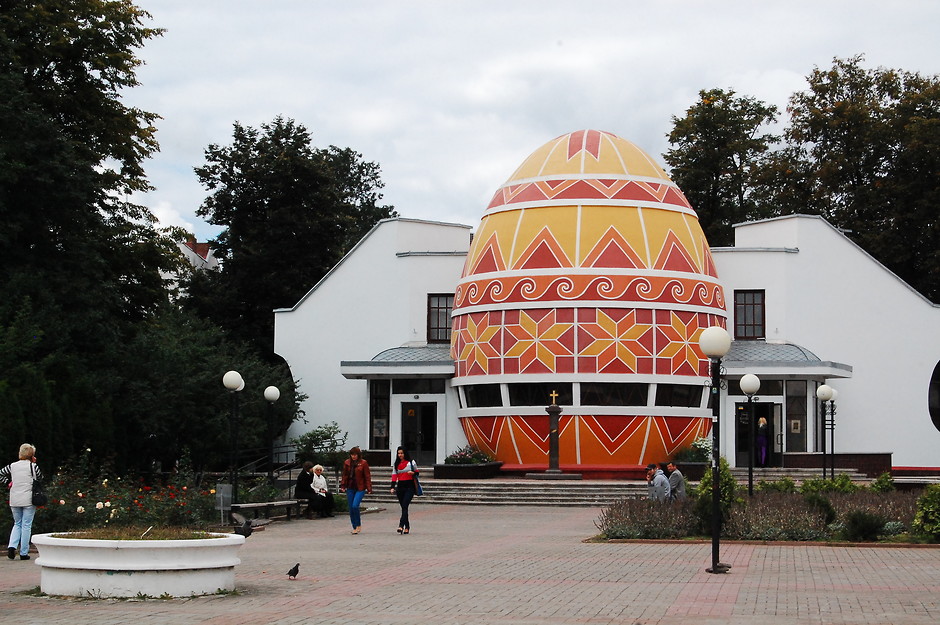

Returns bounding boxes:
[1,504,939,624]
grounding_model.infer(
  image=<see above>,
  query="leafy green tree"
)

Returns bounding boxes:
[769,56,940,301]
[187,116,397,353]
[664,88,779,246]
[0,1,187,468]
[117,307,304,473]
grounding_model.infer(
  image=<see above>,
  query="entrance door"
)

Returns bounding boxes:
[401,402,436,466]
[735,402,776,467]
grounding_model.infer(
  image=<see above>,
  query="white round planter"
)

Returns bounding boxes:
[32,532,245,598]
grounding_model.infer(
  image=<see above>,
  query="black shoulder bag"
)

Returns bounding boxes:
[31,463,48,507]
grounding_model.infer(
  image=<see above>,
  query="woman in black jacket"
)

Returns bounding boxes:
[294,461,317,519]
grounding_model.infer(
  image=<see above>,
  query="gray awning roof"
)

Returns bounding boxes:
[340,345,454,379]
[340,341,852,381]
[722,340,852,379]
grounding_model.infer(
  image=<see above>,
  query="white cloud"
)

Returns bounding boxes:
[129,0,940,239]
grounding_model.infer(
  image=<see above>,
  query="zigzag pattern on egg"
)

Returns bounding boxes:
[451,130,727,468]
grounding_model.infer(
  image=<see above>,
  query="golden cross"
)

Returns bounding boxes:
[549,390,559,404]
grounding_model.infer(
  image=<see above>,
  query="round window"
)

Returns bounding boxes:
[930,361,940,432]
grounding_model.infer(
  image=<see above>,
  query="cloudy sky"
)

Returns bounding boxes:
[127,1,940,240]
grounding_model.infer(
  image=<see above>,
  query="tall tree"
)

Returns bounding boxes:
[117,308,305,472]
[0,1,183,467]
[188,116,397,353]
[664,88,779,246]
[771,56,940,301]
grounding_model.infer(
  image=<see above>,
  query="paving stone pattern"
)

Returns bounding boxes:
[1,504,939,624]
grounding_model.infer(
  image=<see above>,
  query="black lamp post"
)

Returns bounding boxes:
[828,389,838,478]
[222,370,244,504]
[264,385,280,484]
[699,325,731,575]
[546,390,562,475]
[740,374,761,497]
[816,384,833,479]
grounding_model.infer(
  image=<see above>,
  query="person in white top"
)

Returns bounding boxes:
[310,464,334,518]
[0,443,43,560]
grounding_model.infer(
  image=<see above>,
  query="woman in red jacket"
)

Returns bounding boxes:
[340,447,372,534]
[389,446,418,534]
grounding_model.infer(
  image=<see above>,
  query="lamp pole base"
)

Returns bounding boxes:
[706,563,732,574]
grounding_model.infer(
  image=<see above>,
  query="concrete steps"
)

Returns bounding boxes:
[276,466,872,508]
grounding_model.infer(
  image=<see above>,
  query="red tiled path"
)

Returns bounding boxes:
[1,504,939,624]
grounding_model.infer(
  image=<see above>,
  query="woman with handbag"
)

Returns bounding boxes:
[0,443,43,560]
[389,446,418,535]
[339,446,372,534]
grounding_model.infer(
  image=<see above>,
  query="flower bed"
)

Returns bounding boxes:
[33,532,245,598]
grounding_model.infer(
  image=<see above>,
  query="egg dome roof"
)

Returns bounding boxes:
[505,129,671,183]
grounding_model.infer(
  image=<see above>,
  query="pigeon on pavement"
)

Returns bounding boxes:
[234,519,253,537]
[287,563,300,580]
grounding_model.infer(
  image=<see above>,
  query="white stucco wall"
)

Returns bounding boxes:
[273,218,471,457]
[714,215,940,467]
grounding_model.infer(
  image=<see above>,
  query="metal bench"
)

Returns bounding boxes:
[230,500,303,521]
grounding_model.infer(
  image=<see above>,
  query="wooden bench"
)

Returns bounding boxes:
[230,500,303,521]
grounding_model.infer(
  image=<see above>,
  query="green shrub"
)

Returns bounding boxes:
[238,476,281,504]
[913,484,940,539]
[756,476,797,493]
[595,497,699,539]
[29,449,216,534]
[443,444,495,465]
[291,421,348,469]
[869,472,896,493]
[724,493,829,541]
[332,493,348,513]
[842,510,886,542]
[695,457,739,531]
[800,473,859,494]
[882,521,905,536]
[671,437,711,463]
[828,491,919,528]
[803,492,836,525]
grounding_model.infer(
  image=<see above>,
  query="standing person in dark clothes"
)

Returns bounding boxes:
[390,446,418,534]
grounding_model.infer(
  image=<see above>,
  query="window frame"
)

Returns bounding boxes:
[427,293,454,344]
[734,289,766,340]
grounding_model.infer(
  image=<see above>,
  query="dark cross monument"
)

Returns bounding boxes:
[546,390,562,474]
[526,390,582,480]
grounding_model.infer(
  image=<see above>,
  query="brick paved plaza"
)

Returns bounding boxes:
[1,504,939,624]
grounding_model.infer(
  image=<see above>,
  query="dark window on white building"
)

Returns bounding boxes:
[734,290,765,339]
[428,294,454,343]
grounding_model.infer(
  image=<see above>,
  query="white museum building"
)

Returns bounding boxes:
[273,213,940,476]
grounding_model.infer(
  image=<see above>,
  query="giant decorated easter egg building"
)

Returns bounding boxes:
[450,129,727,469]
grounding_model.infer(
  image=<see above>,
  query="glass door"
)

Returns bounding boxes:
[401,402,436,466]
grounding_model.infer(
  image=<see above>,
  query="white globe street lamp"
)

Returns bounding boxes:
[740,374,761,496]
[264,386,280,483]
[698,325,731,574]
[222,371,244,503]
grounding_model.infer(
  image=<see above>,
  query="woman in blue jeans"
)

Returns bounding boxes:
[390,446,418,534]
[0,443,42,560]
[339,446,372,534]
